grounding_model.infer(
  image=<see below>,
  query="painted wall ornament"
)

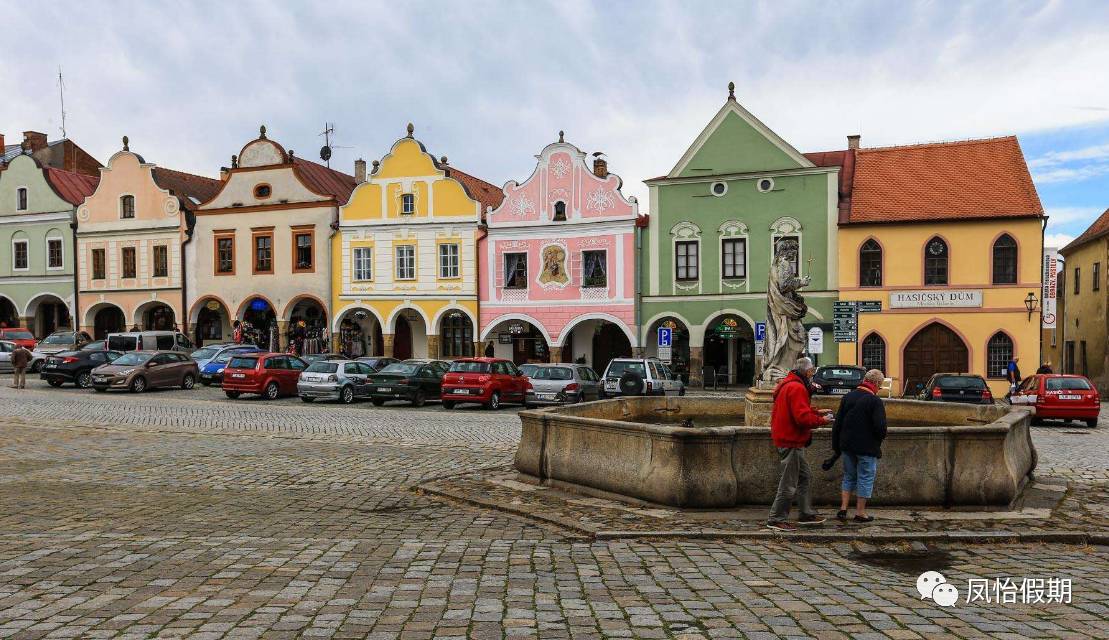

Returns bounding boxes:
[511,194,535,216]
[538,244,569,287]
[586,188,615,212]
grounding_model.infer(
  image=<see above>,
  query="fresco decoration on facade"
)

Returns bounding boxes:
[585,188,615,212]
[538,243,570,288]
[511,194,535,217]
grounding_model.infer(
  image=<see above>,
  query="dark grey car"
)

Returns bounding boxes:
[524,364,602,406]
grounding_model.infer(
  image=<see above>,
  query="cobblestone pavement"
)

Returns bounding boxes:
[1,382,1107,638]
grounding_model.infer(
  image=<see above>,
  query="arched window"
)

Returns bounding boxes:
[992,234,1017,284]
[859,239,882,287]
[440,312,474,357]
[861,333,886,372]
[924,237,948,285]
[987,332,1014,378]
[553,201,567,221]
[120,195,136,219]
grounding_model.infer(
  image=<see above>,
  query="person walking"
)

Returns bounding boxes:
[1006,356,1022,397]
[484,340,495,358]
[767,357,833,532]
[10,343,32,389]
[1036,361,1053,374]
[832,369,888,523]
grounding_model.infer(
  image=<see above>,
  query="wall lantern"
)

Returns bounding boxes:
[1024,292,1038,321]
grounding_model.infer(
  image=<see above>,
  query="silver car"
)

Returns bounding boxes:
[297,359,375,404]
[35,330,93,356]
[0,340,46,373]
[525,364,603,406]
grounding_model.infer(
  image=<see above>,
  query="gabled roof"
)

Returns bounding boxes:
[293,157,357,203]
[846,136,1043,224]
[151,167,222,210]
[448,166,504,212]
[1061,207,1109,255]
[44,167,99,205]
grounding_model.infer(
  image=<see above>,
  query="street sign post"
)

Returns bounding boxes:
[754,322,766,342]
[807,327,824,354]
[657,327,673,363]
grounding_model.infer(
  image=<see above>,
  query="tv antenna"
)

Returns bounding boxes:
[318,122,351,167]
[57,66,68,138]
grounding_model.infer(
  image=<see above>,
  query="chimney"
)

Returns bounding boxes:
[354,158,367,183]
[847,134,861,150]
[23,131,48,152]
[592,154,608,178]
[0,133,5,152]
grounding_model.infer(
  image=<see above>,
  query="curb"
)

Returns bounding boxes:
[415,484,596,538]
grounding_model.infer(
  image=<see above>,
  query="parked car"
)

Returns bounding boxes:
[518,363,540,378]
[106,331,194,353]
[198,346,265,385]
[367,360,449,407]
[524,364,603,406]
[301,352,350,365]
[0,327,37,349]
[222,353,308,400]
[41,349,124,388]
[812,365,866,395]
[1010,374,1100,428]
[917,373,994,405]
[81,340,107,351]
[601,357,685,397]
[440,357,529,410]
[90,350,199,393]
[298,359,375,404]
[0,340,47,374]
[36,330,93,355]
[355,356,399,372]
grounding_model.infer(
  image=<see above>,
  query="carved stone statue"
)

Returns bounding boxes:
[761,239,809,383]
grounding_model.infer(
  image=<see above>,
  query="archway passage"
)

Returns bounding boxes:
[484,318,549,365]
[92,306,126,340]
[645,317,691,382]
[903,322,969,396]
[338,308,383,357]
[703,314,755,386]
[562,319,632,375]
[439,312,474,359]
[0,297,17,329]
[29,295,71,338]
[242,298,277,350]
[392,310,428,360]
[195,300,228,346]
[142,303,176,331]
[287,298,328,356]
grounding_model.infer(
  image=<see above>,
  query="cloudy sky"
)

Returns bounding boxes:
[3,0,1107,248]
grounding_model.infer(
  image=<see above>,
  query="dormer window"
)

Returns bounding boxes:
[16,188,27,211]
[553,201,566,221]
[401,193,415,215]
[120,195,135,219]
[253,184,271,199]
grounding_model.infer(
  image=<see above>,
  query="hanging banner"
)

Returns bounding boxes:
[1042,248,1058,329]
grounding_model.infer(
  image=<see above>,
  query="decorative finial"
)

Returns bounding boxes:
[259,125,267,139]
[406,123,414,138]
[288,149,295,162]
[728,81,735,100]
[122,136,129,151]
[440,155,448,165]
[231,154,238,168]
[558,130,564,143]
[371,160,380,173]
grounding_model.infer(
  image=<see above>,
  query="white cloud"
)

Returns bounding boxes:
[1044,233,1076,250]
[1045,206,1104,227]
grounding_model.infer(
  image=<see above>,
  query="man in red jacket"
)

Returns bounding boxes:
[767,357,833,531]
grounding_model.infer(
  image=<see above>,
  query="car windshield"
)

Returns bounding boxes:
[306,362,338,373]
[107,336,138,351]
[1046,377,1092,391]
[935,375,987,390]
[450,361,491,373]
[5,330,33,339]
[606,361,646,378]
[532,366,573,380]
[381,363,422,374]
[228,356,259,369]
[519,364,539,377]
[112,353,152,366]
[43,333,74,344]
[191,347,220,360]
[820,368,864,382]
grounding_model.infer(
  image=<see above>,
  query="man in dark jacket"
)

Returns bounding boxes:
[831,368,888,522]
[767,357,833,532]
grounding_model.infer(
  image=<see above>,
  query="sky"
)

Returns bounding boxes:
[3,0,1108,249]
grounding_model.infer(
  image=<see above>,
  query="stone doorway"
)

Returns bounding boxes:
[903,322,969,396]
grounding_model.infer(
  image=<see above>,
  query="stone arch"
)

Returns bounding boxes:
[431,304,478,334]
[385,305,433,334]
[479,312,552,345]
[281,293,329,322]
[556,312,637,348]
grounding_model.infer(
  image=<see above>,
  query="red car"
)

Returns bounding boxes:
[440,357,530,410]
[221,352,308,400]
[0,327,37,349]
[1010,374,1101,428]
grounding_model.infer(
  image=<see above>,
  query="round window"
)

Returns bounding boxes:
[710,182,727,197]
[757,178,774,193]
[254,184,272,198]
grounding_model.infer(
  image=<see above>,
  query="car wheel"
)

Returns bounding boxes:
[76,371,93,388]
[130,376,147,393]
[486,391,501,410]
[371,398,385,407]
[1086,418,1098,428]
[225,390,240,399]
[301,396,315,403]
[48,377,66,388]
[340,385,355,404]
[412,390,426,407]
[181,373,196,390]
[263,382,280,400]
[442,401,455,410]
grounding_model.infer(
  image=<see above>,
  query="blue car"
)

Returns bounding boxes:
[198,346,265,386]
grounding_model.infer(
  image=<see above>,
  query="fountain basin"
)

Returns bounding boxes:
[515,396,1036,508]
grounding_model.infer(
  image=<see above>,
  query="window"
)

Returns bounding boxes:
[153,245,168,277]
[353,247,373,281]
[120,195,135,219]
[991,234,1017,284]
[440,312,474,357]
[721,238,746,279]
[924,237,948,285]
[47,238,63,269]
[1094,262,1102,292]
[986,332,1014,378]
[395,244,415,280]
[553,201,567,221]
[1074,267,1080,295]
[438,243,460,279]
[92,248,105,280]
[253,184,271,199]
[504,252,528,288]
[401,193,415,214]
[16,188,27,211]
[710,182,727,196]
[293,230,314,272]
[582,250,607,288]
[121,247,136,278]
[861,333,886,372]
[216,236,234,274]
[12,239,28,270]
[757,178,775,192]
[675,240,698,281]
[253,233,273,274]
[859,239,882,287]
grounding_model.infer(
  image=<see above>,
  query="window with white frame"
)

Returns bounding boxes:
[722,238,746,278]
[439,243,460,279]
[401,193,415,215]
[504,252,528,289]
[675,240,698,281]
[395,244,415,280]
[352,247,373,281]
[120,195,135,219]
[16,188,28,211]
[582,250,607,288]
[12,239,29,270]
[47,237,63,269]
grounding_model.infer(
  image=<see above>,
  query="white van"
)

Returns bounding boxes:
[106,331,194,353]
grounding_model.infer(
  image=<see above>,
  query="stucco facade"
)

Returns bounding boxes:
[478,134,638,372]
[1058,209,1109,392]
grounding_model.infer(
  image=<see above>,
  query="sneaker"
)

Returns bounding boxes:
[853,515,875,523]
[797,514,827,526]
[766,521,797,532]
[836,510,848,522]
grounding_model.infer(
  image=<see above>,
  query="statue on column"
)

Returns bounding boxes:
[761,239,809,383]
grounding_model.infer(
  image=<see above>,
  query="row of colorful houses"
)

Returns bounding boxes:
[0,85,1046,395]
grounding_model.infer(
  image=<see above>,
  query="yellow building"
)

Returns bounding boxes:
[332,124,502,359]
[835,137,1045,397]
[1058,208,1109,390]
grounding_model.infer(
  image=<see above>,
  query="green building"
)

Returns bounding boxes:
[640,85,846,384]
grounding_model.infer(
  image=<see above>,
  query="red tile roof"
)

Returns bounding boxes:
[448,167,504,213]
[1061,207,1109,255]
[846,136,1043,224]
[152,167,222,210]
[44,167,99,206]
[293,157,358,203]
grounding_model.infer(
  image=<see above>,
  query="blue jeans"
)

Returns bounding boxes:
[841,453,878,499]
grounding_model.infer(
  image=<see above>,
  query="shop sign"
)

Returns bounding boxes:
[205,300,221,311]
[807,327,824,354]
[1042,249,1058,329]
[889,290,982,309]
[714,317,740,338]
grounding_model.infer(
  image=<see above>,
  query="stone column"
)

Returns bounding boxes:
[382,334,395,358]
[548,346,563,363]
[473,341,483,357]
[426,335,440,359]
[632,346,645,358]
[276,320,289,351]
[688,346,704,387]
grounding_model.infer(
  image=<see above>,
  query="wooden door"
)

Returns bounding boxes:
[903,323,968,396]
[394,318,412,361]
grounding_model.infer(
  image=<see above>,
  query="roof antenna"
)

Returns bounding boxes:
[319,122,351,168]
[57,66,67,139]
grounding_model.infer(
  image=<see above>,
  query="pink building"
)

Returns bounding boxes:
[479,133,639,373]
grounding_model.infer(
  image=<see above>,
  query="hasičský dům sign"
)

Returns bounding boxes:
[889,290,983,308]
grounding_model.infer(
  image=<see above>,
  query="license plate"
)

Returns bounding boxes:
[45,364,57,369]
[454,388,471,395]
[605,381,617,390]
[831,388,849,395]
[1058,394,1082,400]
[377,387,392,392]
[231,373,246,379]
[538,393,555,400]
[94,376,107,382]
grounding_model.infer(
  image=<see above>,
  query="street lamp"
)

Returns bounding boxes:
[1024,292,1039,321]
